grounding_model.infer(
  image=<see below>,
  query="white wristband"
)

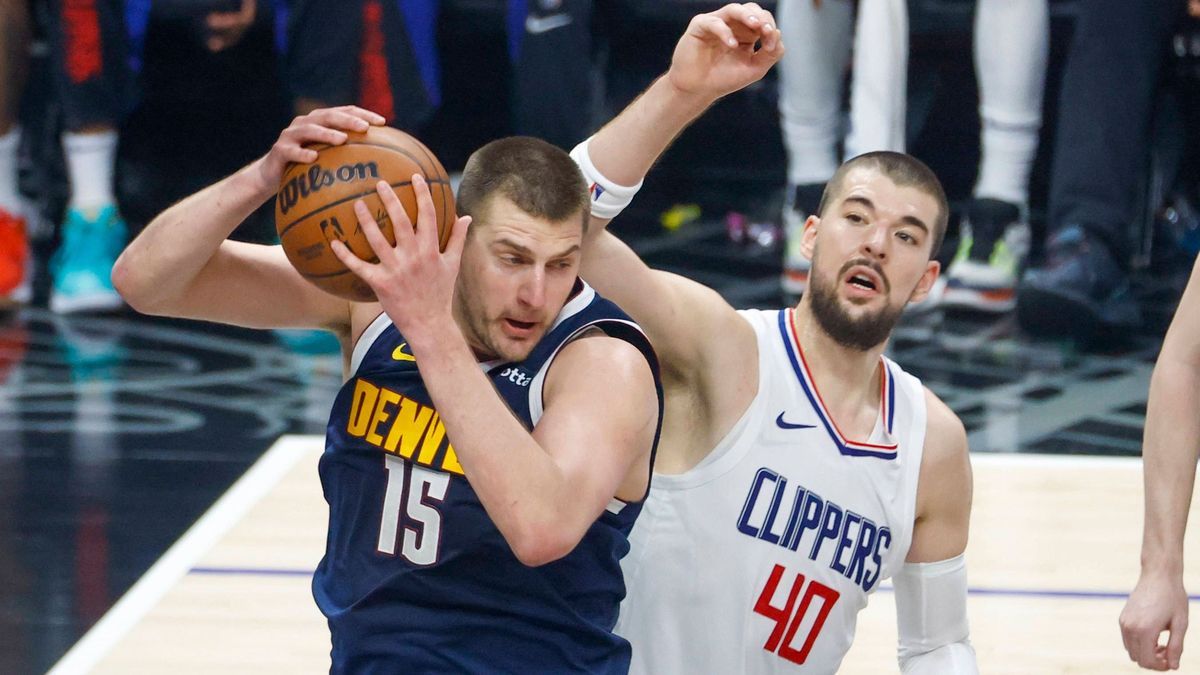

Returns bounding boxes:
[569,138,643,220]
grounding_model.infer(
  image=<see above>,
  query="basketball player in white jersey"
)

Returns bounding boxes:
[567,6,977,670]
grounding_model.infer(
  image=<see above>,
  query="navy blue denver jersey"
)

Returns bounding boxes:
[313,280,662,673]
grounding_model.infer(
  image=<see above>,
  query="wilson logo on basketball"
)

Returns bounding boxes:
[278,161,381,215]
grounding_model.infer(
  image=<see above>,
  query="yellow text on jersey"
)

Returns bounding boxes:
[345,378,464,475]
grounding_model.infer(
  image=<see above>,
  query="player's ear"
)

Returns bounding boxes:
[800,214,820,261]
[908,260,941,304]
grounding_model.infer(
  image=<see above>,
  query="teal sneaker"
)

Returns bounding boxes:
[50,205,127,314]
[273,328,342,355]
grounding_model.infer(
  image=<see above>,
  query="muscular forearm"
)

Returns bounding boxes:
[587,75,713,198]
[112,160,274,313]
[1140,360,1200,574]
[407,326,581,566]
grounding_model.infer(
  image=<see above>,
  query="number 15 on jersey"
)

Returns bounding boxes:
[377,456,449,565]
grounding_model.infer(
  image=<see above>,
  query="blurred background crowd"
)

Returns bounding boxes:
[2,0,1199,346]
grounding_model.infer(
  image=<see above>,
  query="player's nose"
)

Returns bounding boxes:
[518,268,547,309]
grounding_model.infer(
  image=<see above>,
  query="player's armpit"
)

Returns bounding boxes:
[907,389,972,563]
[581,230,751,386]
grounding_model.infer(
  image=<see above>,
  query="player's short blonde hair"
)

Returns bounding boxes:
[458,137,590,234]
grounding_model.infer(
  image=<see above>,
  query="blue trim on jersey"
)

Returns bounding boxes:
[776,310,899,460]
[886,362,896,434]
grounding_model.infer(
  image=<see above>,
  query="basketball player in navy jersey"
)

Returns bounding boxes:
[564,6,978,670]
[115,114,661,671]
[111,6,780,672]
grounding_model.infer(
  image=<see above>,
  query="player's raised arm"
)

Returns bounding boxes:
[576,3,782,366]
[112,106,384,332]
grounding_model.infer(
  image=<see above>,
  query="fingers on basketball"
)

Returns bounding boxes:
[275,126,455,302]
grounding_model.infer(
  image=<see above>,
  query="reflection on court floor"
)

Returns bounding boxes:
[48,436,1198,674]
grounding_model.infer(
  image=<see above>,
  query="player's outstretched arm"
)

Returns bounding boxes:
[577,3,782,369]
[1120,255,1200,672]
[893,393,978,674]
[113,106,384,332]
[332,178,658,566]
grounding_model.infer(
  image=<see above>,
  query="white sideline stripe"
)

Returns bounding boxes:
[47,434,321,675]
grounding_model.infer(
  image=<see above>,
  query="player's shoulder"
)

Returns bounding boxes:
[542,333,659,421]
[552,331,655,383]
[920,387,969,474]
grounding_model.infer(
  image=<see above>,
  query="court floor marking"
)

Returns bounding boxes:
[46,441,1153,674]
[47,435,315,675]
[969,452,1140,469]
[183,565,1200,603]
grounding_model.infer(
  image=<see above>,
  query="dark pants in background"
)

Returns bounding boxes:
[1048,0,1185,257]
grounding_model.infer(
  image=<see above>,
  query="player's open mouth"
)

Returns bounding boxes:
[503,318,537,336]
[847,274,876,290]
[843,266,885,297]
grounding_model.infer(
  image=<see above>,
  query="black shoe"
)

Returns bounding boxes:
[1016,225,1142,341]
[791,183,824,218]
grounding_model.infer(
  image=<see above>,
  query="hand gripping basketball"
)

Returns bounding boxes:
[329,176,471,336]
[274,121,456,302]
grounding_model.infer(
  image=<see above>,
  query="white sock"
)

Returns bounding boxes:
[777,0,854,185]
[973,0,1049,207]
[63,130,118,213]
[845,0,909,158]
[0,127,20,214]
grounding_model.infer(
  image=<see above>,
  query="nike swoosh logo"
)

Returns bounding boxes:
[391,343,415,362]
[525,13,572,35]
[776,413,815,430]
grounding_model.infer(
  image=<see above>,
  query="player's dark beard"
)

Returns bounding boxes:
[807,258,903,352]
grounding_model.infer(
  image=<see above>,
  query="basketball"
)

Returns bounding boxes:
[275,125,455,302]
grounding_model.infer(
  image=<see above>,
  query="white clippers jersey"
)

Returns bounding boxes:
[615,308,927,674]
